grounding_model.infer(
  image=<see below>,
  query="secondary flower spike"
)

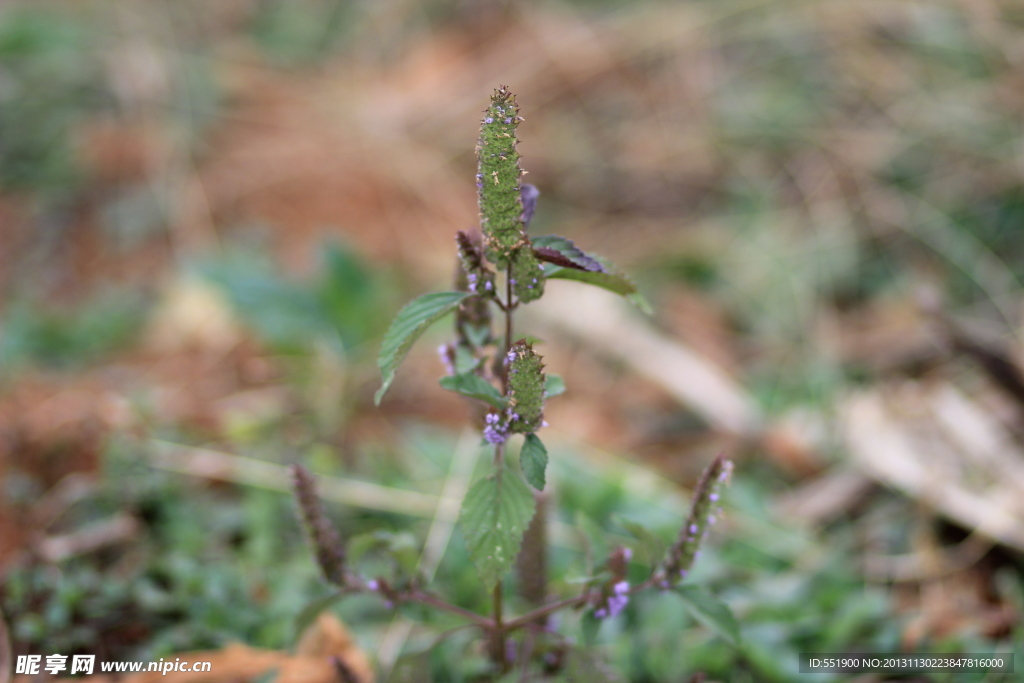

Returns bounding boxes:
[478,86,527,268]
[663,453,733,584]
[506,339,545,433]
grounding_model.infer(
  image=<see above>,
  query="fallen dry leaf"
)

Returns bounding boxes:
[19,614,374,683]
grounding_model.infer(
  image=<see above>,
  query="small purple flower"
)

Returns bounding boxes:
[484,424,507,445]
[504,118,512,124]
[606,582,630,617]
[437,344,455,375]
[520,184,539,226]
[507,349,517,363]
[679,569,688,579]
[483,412,508,444]
[622,547,633,562]
[485,280,493,291]
[689,524,699,536]
[594,608,607,619]
[709,493,719,502]
[366,579,379,591]
[484,117,494,123]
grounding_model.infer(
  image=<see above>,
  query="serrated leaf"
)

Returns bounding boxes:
[520,433,548,490]
[542,264,652,314]
[544,374,566,398]
[614,516,667,568]
[439,372,506,409]
[376,291,473,404]
[675,585,741,646]
[459,468,536,589]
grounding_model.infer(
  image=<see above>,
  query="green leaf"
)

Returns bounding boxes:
[579,611,603,648]
[614,516,667,568]
[293,590,345,642]
[439,373,506,409]
[459,467,536,589]
[520,433,549,490]
[674,585,741,646]
[376,291,473,404]
[543,264,652,315]
[544,374,566,398]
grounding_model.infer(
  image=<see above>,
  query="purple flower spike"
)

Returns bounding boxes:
[520,184,539,227]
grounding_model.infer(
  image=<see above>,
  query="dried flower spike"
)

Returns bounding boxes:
[662,453,733,585]
[291,464,347,586]
[455,231,494,345]
[506,339,545,433]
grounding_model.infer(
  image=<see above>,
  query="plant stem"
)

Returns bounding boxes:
[504,575,665,633]
[491,584,507,672]
[489,263,516,672]
[405,590,494,628]
[504,595,588,631]
[502,263,514,391]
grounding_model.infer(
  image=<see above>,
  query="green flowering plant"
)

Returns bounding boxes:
[292,86,738,678]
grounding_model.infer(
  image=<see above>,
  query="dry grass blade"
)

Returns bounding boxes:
[842,388,1024,552]
[376,428,479,677]
[530,286,763,437]
[148,439,443,517]
[36,514,141,563]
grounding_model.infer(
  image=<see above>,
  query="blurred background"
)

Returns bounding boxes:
[3,0,1024,680]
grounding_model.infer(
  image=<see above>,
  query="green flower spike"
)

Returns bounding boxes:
[506,339,546,433]
[662,453,733,585]
[511,246,545,304]
[478,86,527,268]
